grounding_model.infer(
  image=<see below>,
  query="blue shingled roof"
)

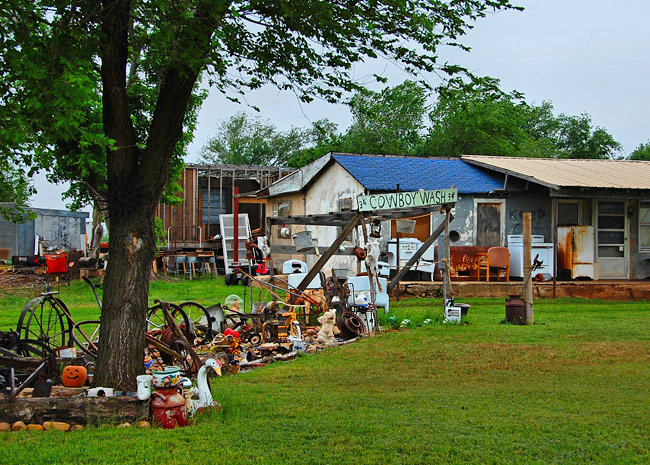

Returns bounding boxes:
[332,154,504,194]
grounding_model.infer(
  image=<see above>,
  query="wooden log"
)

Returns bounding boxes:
[0,355,86,370]
[17,386,85,398]
[0,396,149,425]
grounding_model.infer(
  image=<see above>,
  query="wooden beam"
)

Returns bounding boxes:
[237,197,267,204]
[271,245,356,256]
[296,213,362,292]
[523,212,534,324]
[387,213,452,293]
[267,204,452,227]
[8,361,47,400]
[268,214,356,226]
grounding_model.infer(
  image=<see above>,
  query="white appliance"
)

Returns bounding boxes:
[386,238,435,274]
[282,259,308,274]
[557,226,596,279]
[507,234,554,279]
[287,272,322,290]
[346,276,389,314]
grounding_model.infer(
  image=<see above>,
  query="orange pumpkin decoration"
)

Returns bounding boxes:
[61,365,87,388]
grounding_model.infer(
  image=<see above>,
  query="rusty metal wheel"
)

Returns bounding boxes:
[70,320,101,358]
[338,312,366,340]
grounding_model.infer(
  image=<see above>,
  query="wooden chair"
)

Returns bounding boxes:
[477,247,510,282]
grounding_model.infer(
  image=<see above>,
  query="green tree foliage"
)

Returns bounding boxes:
[2,0,521,389]
[200,113,306,166]
[423,77,533,156]
[423,77,622,158]
[287,81,430,167]
[344,81,428,155]
[629,141,650,160]
[285,77,622,167]
[0,0,194,217]
[0,163,33,222]
[553,114,622,159]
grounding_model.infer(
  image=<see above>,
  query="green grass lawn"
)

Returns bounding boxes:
[1,279,649,464]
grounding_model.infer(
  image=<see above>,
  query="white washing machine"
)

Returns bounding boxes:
[507,234,554,279]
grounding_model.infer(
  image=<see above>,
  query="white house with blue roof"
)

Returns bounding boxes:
[258,152,516,276]
[260,152,650,281]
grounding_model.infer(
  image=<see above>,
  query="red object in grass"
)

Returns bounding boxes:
[45,253,68,274]
[151,387,187,429]
[224,328,240,338]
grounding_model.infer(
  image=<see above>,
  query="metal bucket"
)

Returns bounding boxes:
[396,219,416,234]
[292,230,314,252]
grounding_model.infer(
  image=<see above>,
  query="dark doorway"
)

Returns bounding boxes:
[476,202,502,246]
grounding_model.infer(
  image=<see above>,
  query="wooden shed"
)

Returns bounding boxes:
[155,163,293,251]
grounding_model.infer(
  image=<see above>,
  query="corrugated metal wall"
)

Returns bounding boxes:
[0,216,19,255]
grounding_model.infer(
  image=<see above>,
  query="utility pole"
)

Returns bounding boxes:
[395,183,401,302]
[523,212,534,324]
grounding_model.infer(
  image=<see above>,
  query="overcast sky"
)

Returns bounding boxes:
[31,0,650,211]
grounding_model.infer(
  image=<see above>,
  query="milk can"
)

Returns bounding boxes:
[151,386,188,429]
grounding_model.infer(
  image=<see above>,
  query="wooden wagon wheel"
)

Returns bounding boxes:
[16,295,72,351]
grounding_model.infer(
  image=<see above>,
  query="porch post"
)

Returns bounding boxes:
[552,196,558,299]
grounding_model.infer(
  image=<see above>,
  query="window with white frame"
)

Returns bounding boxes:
[639,201,650,251]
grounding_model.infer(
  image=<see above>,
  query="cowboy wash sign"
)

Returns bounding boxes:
[357,188,458,212]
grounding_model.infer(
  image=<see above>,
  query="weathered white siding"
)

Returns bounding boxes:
[303,162,365,271]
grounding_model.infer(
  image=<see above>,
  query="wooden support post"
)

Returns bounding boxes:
[296,213,362,292]
[207,167,211,241]
[444,209,453,300]
[395,184,401,302]
[356,224,362,276]
[523,212,534,324]
[359,217,376,305]
[387,214,452,293]
[552,196,558,299]
[266,216,274,277]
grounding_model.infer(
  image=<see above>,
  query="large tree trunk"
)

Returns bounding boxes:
[91,0,220,390]
[92,206,156,390]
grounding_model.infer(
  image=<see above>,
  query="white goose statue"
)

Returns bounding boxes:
[189,358,221,415]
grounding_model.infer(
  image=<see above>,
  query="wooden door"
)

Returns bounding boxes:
[476,203,502,246]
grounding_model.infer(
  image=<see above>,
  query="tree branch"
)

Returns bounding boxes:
[101,0,138,187]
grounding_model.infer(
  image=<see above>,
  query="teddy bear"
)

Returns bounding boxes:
[316,309,340,345]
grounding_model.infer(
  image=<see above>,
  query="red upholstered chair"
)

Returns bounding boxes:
[477,247,510,282]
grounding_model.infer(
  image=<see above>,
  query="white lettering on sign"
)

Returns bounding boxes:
[357,189,458,212]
